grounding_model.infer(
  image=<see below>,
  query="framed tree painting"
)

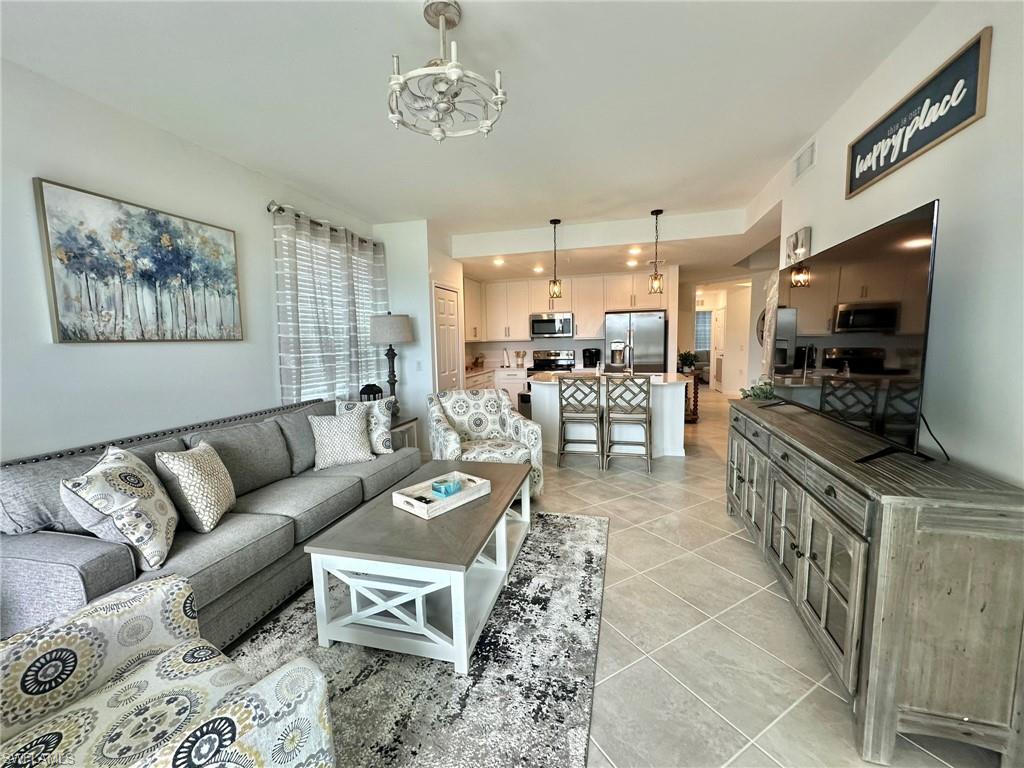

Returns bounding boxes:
[34,178,242,342]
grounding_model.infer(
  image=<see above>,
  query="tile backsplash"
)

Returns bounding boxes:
[466,339,605,369]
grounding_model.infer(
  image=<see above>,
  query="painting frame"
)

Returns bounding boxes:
[845,27,992,199]
[34,178,243,343]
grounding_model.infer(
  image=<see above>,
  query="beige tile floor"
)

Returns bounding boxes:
[533,388,1000,768]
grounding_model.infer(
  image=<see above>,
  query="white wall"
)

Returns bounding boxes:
[771,2,1023,482]
[723,285,752,395]
[374,220,432,453]
[0,62,369,459]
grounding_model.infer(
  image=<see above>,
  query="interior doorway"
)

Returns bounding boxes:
[433,285,460,391]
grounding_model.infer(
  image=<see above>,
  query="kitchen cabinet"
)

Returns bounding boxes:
[528,278,573,314]
[726,399,1024,765]
[464,368,495,390]
[604,273,665,311]
[786,263,838,335]
[484,280,530,341]
[494,368,528,409]
[898,259,930,335]
[741,443,769,545]
[836,260,905,304]
[464,277,483,341]
[572,275,605,339]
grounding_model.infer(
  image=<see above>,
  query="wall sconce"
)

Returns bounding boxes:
[791,266,811,288]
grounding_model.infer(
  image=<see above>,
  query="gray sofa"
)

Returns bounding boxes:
[0,399,421,646]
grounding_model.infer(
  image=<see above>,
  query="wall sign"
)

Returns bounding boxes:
[846,27,991,198]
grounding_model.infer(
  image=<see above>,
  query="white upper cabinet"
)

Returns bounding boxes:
[789,263,839,335]
[528,278,574,314]
[604,274,634,311]
[572,275,605,338]
[464,277,483,341]
[506,281,530,340]
[484,282,509,341]
[897,260,930,335]
[836,261,906,304]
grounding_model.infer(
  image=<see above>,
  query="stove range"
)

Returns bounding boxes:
[528,349,576,375]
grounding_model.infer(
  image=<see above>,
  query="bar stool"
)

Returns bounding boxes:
[604,375,653,473]
[558,376,603,469]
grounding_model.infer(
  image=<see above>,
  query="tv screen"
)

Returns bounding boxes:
[774,201,938,453]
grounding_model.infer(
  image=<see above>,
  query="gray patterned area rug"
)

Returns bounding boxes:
[229,512,608,768]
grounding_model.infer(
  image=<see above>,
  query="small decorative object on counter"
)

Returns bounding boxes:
[740,379,776,400]
[393,471,491,519]
[678,350,699,373]
[359,383,384,401]
[514,350,527,368]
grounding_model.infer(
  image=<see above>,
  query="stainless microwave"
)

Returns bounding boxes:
[530,313,574,339]
[833,302,900,334]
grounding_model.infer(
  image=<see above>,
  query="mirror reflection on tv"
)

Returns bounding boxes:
[774,201,937,452]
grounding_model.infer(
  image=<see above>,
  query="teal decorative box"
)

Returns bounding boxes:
[431,477,462,497]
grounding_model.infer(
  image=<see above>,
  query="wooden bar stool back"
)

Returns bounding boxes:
[558,376,603,469]
[604,375,653,473]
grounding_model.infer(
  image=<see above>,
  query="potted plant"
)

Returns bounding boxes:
[740,379,776,400]
[678,350,699,373]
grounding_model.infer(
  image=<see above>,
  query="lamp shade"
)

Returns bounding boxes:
[370,313,414,345]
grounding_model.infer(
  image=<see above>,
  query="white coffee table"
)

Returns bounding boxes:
[304,460,531,674]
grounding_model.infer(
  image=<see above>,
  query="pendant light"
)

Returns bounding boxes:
[548,218,563,299]
[791,265,811,288]
[648,209,664,294]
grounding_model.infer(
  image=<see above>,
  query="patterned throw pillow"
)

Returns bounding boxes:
[336,397,395,454]
[60,447,178,571]
[155,441,236,533]
[309,412,375,470]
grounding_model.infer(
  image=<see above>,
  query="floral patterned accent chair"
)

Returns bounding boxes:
[426,388,544,497]
[0,575,334,768]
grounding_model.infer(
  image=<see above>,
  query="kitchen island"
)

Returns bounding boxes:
[528,371,689,458]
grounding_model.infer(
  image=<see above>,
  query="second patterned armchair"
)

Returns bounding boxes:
[426,389,544,496]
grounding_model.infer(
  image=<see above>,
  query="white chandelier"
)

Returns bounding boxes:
[388,0,506,142]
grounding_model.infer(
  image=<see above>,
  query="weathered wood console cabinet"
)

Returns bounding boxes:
[727,398,1024,766]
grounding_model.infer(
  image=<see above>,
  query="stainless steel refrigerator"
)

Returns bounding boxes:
[604,311,668,373]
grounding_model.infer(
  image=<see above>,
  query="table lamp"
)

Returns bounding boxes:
[370,312,414,412]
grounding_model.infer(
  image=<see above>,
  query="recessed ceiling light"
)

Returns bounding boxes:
[628,246,642,256]
[493,258,505,266]
[626,259,638,267]
[901,237,932,249]
[532,265,544,273]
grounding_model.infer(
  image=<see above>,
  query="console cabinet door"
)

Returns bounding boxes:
[727,429,746,510]
[765,466,803,595]
[795,494,868,693]
[741,445,768,546]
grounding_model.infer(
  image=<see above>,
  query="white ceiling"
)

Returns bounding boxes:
[2,2,934,238]
[461,203,782,282]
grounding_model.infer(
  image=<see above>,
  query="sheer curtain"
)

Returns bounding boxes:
[273,206,389,403]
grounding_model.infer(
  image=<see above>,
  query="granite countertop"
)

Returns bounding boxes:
[528,371,689,385]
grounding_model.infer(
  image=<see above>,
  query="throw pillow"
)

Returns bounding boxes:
[155,441,236,533]
[60,447,178,571]
[337,397,395,455]
[309,412,375,470]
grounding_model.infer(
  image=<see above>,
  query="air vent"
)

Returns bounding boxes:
[793,140,816,180]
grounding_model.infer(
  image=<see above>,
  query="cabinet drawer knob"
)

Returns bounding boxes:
[737,476,746,484]
[789,542,798,551]
[780,452,790,461]
[752,430,760,438]
[732,416,739,423]
[795,549,805,559]
[809,552,818,562]
[824,485,838,499]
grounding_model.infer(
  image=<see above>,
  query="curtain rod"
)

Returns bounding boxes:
[266,199,344,233]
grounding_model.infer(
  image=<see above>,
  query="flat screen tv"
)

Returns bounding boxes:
[774,201,938,455]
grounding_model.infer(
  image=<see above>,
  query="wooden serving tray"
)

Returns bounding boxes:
[392,471,491,520]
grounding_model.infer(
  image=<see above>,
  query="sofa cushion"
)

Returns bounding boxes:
[136,512,293,609]
[232,474,362,542]
[156,441,236,533]
[309,410,374,470]
[186,421,291,496]
[60,447,179,572]
[272,400,336,475]
[312,446,421,500]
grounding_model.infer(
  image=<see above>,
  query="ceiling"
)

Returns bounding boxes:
[2,2,934,238]
[461,204,782,282]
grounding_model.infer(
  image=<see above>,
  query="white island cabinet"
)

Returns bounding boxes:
[527,372,688,458]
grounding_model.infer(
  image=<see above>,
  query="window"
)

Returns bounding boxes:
[274,211,388,403]
[695,310,712,351]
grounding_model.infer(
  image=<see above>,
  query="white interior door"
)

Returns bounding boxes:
[433,285,460,391]
[711,307,726,392]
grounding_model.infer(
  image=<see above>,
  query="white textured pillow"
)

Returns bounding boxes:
[336,397,395,454]
[309,412,375,470]
[60,447,178,571]
[155,441,236,533]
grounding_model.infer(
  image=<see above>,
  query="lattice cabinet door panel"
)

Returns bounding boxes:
[726,429,746,510]
[795,494,868,693]
[765,465,803,596]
